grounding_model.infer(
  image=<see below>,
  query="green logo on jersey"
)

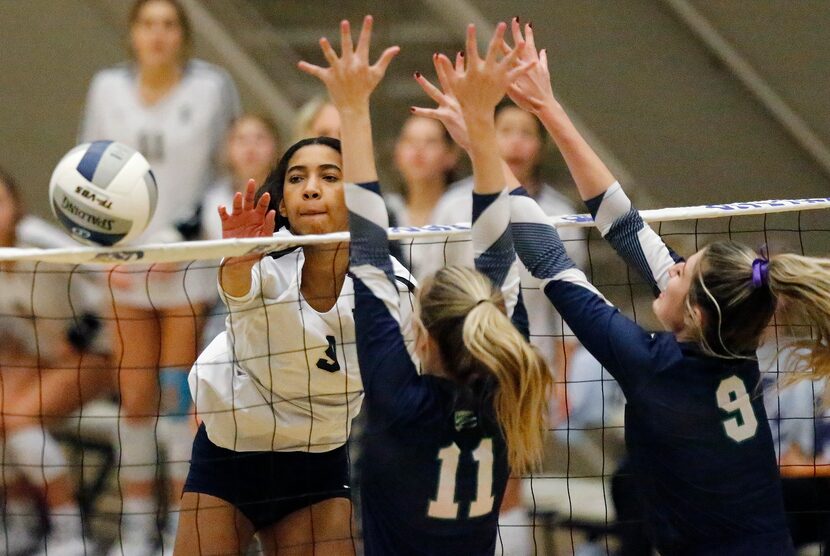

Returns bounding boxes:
[454,410,477,431]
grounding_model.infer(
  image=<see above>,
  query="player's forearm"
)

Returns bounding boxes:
[536,102,616,201]
[219,255,258,297]
[508,190,574,280]
[339,104,379,185]
[501,159,522,192]
[465,114,505,196]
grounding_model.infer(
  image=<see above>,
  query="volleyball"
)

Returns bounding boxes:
[49,140,157,246]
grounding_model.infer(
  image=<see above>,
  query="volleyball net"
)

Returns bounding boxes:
[1,196,828,554]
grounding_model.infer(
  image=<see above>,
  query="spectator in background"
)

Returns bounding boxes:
[201,114,282,242]
[386,115,459,277]
[199,114,281,345]
[293,96,341,140]
[78,0,241,553]
[759,334,830,551]
[0,167,112,554]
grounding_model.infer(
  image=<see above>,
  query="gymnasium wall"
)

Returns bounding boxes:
[1,0,829,221]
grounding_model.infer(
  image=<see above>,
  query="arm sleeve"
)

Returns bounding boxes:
[509,189,680,393]
[585,182,681,295]
[220,258,265,309]
[472,190,520,318]
[346,181,432,424]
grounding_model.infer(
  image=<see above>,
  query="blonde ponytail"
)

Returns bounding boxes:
[767,253,830,381]
[463,302,552,473]
[418,266,552,474]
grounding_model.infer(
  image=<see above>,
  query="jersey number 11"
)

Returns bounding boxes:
[428,438,494,520]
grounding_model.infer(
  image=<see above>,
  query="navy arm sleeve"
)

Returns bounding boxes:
[346,181,434,426]
[472,190,521,322]
[585,182,681,295]
[472,189,527,337]
[509,189,681,393]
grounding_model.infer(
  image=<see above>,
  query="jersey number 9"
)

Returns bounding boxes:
[716,375,759,443]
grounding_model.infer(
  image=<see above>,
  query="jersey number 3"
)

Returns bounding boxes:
[428,438,494,520]
[316,336,340,373]
[716,375,758,442]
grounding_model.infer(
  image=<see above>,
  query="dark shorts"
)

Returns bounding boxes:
[183,424,351,530]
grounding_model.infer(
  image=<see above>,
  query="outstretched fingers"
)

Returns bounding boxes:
[241,179,257,211]
[339,19,354,61]
[409,106,440,120]
[539,48,550,75]
[485,21,508,63]
[414,71,445,104]
[355,14,373,60]
[231,191,243,215]
[524,22,538,54]
[464,24,480,64]
[372,46,400,76]
[506,58,535,82]
[319,36,340,67]
[263,210,277,235]
[434,53,459,88]
[255,191,271,216]
[297,60,327,80]
[499,38,526,71]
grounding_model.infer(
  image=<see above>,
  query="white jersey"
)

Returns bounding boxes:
[0,217,108,361]
[79,60,240,243]
[190,248,417,453]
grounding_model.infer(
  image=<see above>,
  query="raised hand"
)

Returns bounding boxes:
[297,15,400,111]
[411,52,471,151]
[436,22,532,123]
[218,179,276,240]
[503,19,556,114]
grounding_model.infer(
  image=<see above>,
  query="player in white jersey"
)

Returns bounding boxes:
[179,133,418,551]
[78,1,240,553]
[0,168,112,555]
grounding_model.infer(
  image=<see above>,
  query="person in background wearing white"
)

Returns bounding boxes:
[759,333,830,551]
[386,114,460,277]
[0,167,112,555]
[78,1,241,553]
[199,114,281,345]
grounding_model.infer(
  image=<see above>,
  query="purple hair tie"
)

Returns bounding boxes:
[751,258,769,288]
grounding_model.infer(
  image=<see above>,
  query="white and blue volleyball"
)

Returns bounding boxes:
[49,141,157,246]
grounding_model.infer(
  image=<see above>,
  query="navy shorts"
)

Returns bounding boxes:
[183,425,351,530]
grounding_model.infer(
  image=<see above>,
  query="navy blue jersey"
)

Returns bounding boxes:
[509,184,793,555]
[346,182,516,555]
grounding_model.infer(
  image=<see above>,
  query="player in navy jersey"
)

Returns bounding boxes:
[299,17,551,555]
[488,20,830,555]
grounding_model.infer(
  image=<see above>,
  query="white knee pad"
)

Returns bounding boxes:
[115,420,160,483]
[5,426,67,486]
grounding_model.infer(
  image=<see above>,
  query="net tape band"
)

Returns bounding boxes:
[5,196,829,265]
